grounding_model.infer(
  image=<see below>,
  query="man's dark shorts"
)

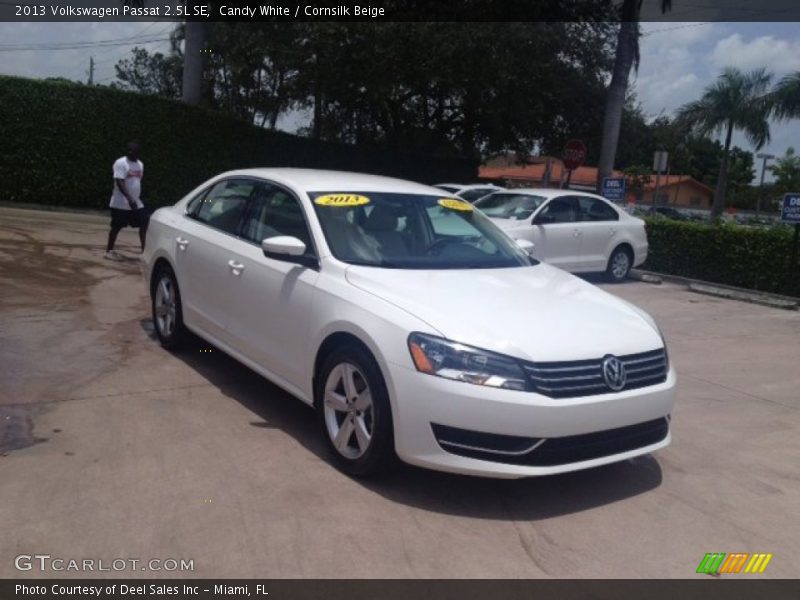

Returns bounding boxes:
[110,207,149,229]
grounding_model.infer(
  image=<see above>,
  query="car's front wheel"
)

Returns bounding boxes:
[315,345,395,477]
[606,246,632,283]
[151,266,187,349]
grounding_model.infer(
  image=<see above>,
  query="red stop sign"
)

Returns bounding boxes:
[562,139,587,171]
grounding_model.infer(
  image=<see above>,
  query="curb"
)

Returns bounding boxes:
[687,283,799,310]
[628,270,662,285]
[631,269,799,311]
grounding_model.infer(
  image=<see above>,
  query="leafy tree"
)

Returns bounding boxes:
[675,67,773,219]
[769,147,800,196]
[206,23,304,127]
[113,22,618,161]
[113,47,182,98]
[616,116,755,192]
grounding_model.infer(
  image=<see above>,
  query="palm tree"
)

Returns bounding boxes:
[675,67,773,220]
[773,72,800,119]
[596,0,672,191]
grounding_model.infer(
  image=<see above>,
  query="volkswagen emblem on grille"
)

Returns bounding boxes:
[602,355,627,391]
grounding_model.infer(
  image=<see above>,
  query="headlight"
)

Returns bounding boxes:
[407,332,527,391]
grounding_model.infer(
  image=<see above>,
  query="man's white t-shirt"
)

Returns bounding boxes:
[109,157,144,210]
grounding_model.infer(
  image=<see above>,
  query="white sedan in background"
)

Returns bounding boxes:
[143,169,674,478]
[475,188,648,281]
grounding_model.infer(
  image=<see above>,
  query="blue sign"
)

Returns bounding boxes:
[782,193,800,223]
[601,177,626,202]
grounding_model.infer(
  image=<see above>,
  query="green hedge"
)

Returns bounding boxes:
[0,76,475,209]
[643,218,800,297]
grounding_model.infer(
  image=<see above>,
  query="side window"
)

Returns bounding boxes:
[186,187,211,216]
[536,197,577,224]
[194,179,256,235]
[242,183,314,253]
[577,197,619,222]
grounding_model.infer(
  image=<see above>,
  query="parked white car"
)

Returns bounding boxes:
[475,188,648,281]
[143,169,675,478]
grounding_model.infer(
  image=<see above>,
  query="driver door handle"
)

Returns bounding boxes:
[228,260,245,276]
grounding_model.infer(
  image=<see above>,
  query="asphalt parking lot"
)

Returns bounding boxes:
[1,205,799,579]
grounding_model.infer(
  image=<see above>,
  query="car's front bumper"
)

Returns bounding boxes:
[388,362,676,478]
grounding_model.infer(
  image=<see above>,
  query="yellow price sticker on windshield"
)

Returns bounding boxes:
[438,198,473,212]
[314,194,370,207]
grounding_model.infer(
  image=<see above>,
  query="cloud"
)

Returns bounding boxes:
[634,23,717,117]
[0,22,173,83]
[709,33,800,75]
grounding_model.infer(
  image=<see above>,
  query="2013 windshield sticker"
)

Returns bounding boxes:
[315,194,370,207]
[438,198,473,212]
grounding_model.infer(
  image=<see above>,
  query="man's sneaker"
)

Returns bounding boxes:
[104,251,122,261]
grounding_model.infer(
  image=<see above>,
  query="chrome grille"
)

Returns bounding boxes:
[522,348,668,399]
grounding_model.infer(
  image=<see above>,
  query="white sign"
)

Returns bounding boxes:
[653,151,669,173]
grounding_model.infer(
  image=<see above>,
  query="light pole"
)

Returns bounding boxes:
[756,152,775,218]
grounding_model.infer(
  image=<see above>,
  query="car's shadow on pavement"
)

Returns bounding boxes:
[145,322,663,521]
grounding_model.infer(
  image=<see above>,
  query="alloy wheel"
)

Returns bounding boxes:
[611,251,630,280]
[154,276,177,338]
[323,362,374,459]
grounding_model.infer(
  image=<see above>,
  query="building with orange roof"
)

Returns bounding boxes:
[639,175,714,209]
[478,155,714,209]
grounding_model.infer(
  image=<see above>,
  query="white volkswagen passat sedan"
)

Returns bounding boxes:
[143,169,675,478]
[474,189,648,281]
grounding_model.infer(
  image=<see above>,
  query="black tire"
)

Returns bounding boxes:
[315,344,396,477]
[605,246,632,283]
[151,265,187,349]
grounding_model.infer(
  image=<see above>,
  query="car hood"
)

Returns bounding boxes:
[345,263,662,362]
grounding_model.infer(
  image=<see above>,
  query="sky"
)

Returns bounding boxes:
[1,20,799,182]
[637,21,800,181]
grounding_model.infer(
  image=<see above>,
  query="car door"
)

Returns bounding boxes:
[530,196,582,269]
[177,178,255,343]
[224,181,320,390]
[575,196,621,271]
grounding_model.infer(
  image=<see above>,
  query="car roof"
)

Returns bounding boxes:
[218,168,445,196]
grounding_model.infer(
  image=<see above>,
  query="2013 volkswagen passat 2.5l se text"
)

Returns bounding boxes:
[142,169,676,478]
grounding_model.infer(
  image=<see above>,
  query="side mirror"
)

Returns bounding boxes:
[515,238,535,254]
[262,236,317,268]
[533,213,554,225]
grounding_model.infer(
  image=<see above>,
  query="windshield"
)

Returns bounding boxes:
[310,192,535,269]
[475,192,547,220]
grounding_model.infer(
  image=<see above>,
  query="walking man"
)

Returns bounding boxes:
[105,142,147,260]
